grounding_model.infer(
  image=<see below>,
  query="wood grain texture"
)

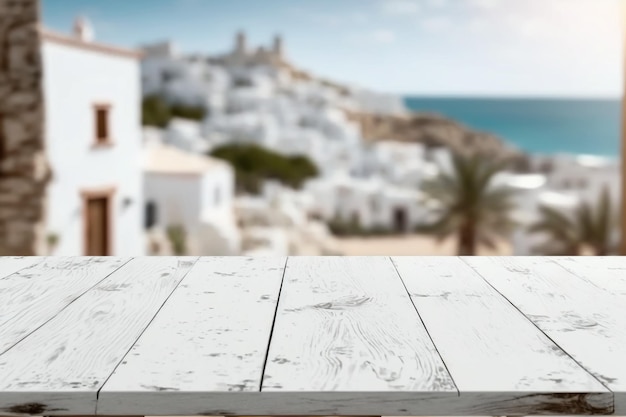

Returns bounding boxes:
[0,257,46,280]
[0,257,129,354]
[0,257,198,416]
[555,256,626,296]
[392,256,612,416]
[97,257,287,416]
[0,256,622,416]
[261,256,457,414]
[463,256,624,414]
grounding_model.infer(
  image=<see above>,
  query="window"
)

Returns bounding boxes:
[145,201,157,229]
[93,104,112,146]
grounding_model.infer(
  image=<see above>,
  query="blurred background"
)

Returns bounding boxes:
[1,0,623,257]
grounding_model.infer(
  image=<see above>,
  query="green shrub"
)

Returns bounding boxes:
[142,95,206,127]
[209,143,319,195]
[142,95,171,128]
[171,103,206,121]
[166,224,187,255]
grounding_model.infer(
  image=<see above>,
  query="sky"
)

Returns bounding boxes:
[42,0,625,98]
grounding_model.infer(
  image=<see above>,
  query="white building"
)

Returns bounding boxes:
[304,173,430,233]
[143,141,240,255]
[534,153,621,202]
[165,118,211,154]
[41,18,145,256]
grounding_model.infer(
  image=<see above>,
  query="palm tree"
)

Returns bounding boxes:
[529,185,619,256]
[417,151,517,256]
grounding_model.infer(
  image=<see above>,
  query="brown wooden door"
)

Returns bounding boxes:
[86,196,110,255]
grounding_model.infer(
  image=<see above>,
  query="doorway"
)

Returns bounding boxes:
[82,188,115,255]
[393,207,408,233]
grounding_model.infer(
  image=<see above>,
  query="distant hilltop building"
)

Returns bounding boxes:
[216,31,286,68]
[142,31,286,68]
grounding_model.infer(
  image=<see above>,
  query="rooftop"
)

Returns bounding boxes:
[39,17,142,60]
[143,143,228,175]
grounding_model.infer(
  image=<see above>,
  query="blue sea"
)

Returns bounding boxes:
[404,97,621,157]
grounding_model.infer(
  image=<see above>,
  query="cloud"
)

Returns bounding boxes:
[381,0,421,16]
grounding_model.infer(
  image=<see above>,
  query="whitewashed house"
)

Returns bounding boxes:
[41,18,145,256]
[304,173,427,233]
[543,154,621,202]
[141,41,230,109]
[143,141,240,255]
[165,118,210,154]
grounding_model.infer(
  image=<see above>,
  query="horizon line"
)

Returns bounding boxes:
[400,93,622,100]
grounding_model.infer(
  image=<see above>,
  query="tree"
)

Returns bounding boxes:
[529,186,618,256]
[416,152,517,256]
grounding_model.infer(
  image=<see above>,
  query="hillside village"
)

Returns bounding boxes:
[23,18,621,257]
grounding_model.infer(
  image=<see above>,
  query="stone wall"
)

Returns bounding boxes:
[0,0,51,255]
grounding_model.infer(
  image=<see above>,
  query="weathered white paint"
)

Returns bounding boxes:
[42,33,144,256]
[392,256,611,415]
[264,257,456,393]
[0,257,129,353]
[464,256,625,414]
[0,257,197,416]
[98,257,286,415]
[555,256,626,296]
[0,256,623,416]
[0,257,46,280]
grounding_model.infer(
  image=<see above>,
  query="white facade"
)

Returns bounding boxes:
[533,153,621,202]
[165,118,211,154]
[304,174,429,233]
[41,24,145,256]
[143,142,240,255]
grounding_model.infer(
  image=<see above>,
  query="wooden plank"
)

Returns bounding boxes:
[0,257,46,280]
[97,256,287,416]
[0,257,198,416]
[464,256,625,414]
[0,257,129,353]
[392,256,612,416]
[555,256,626,296]
[257,256,457,416]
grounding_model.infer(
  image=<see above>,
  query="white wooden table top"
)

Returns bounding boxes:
[0,256,624,416]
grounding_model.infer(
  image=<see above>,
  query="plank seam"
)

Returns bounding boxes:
[94,256,200,414]
[0,257,134,357]
[551,257,609,292]
[389,256,461,397]
[0,256,47,280]
[259,256,289,391]
[460,256,616,405]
